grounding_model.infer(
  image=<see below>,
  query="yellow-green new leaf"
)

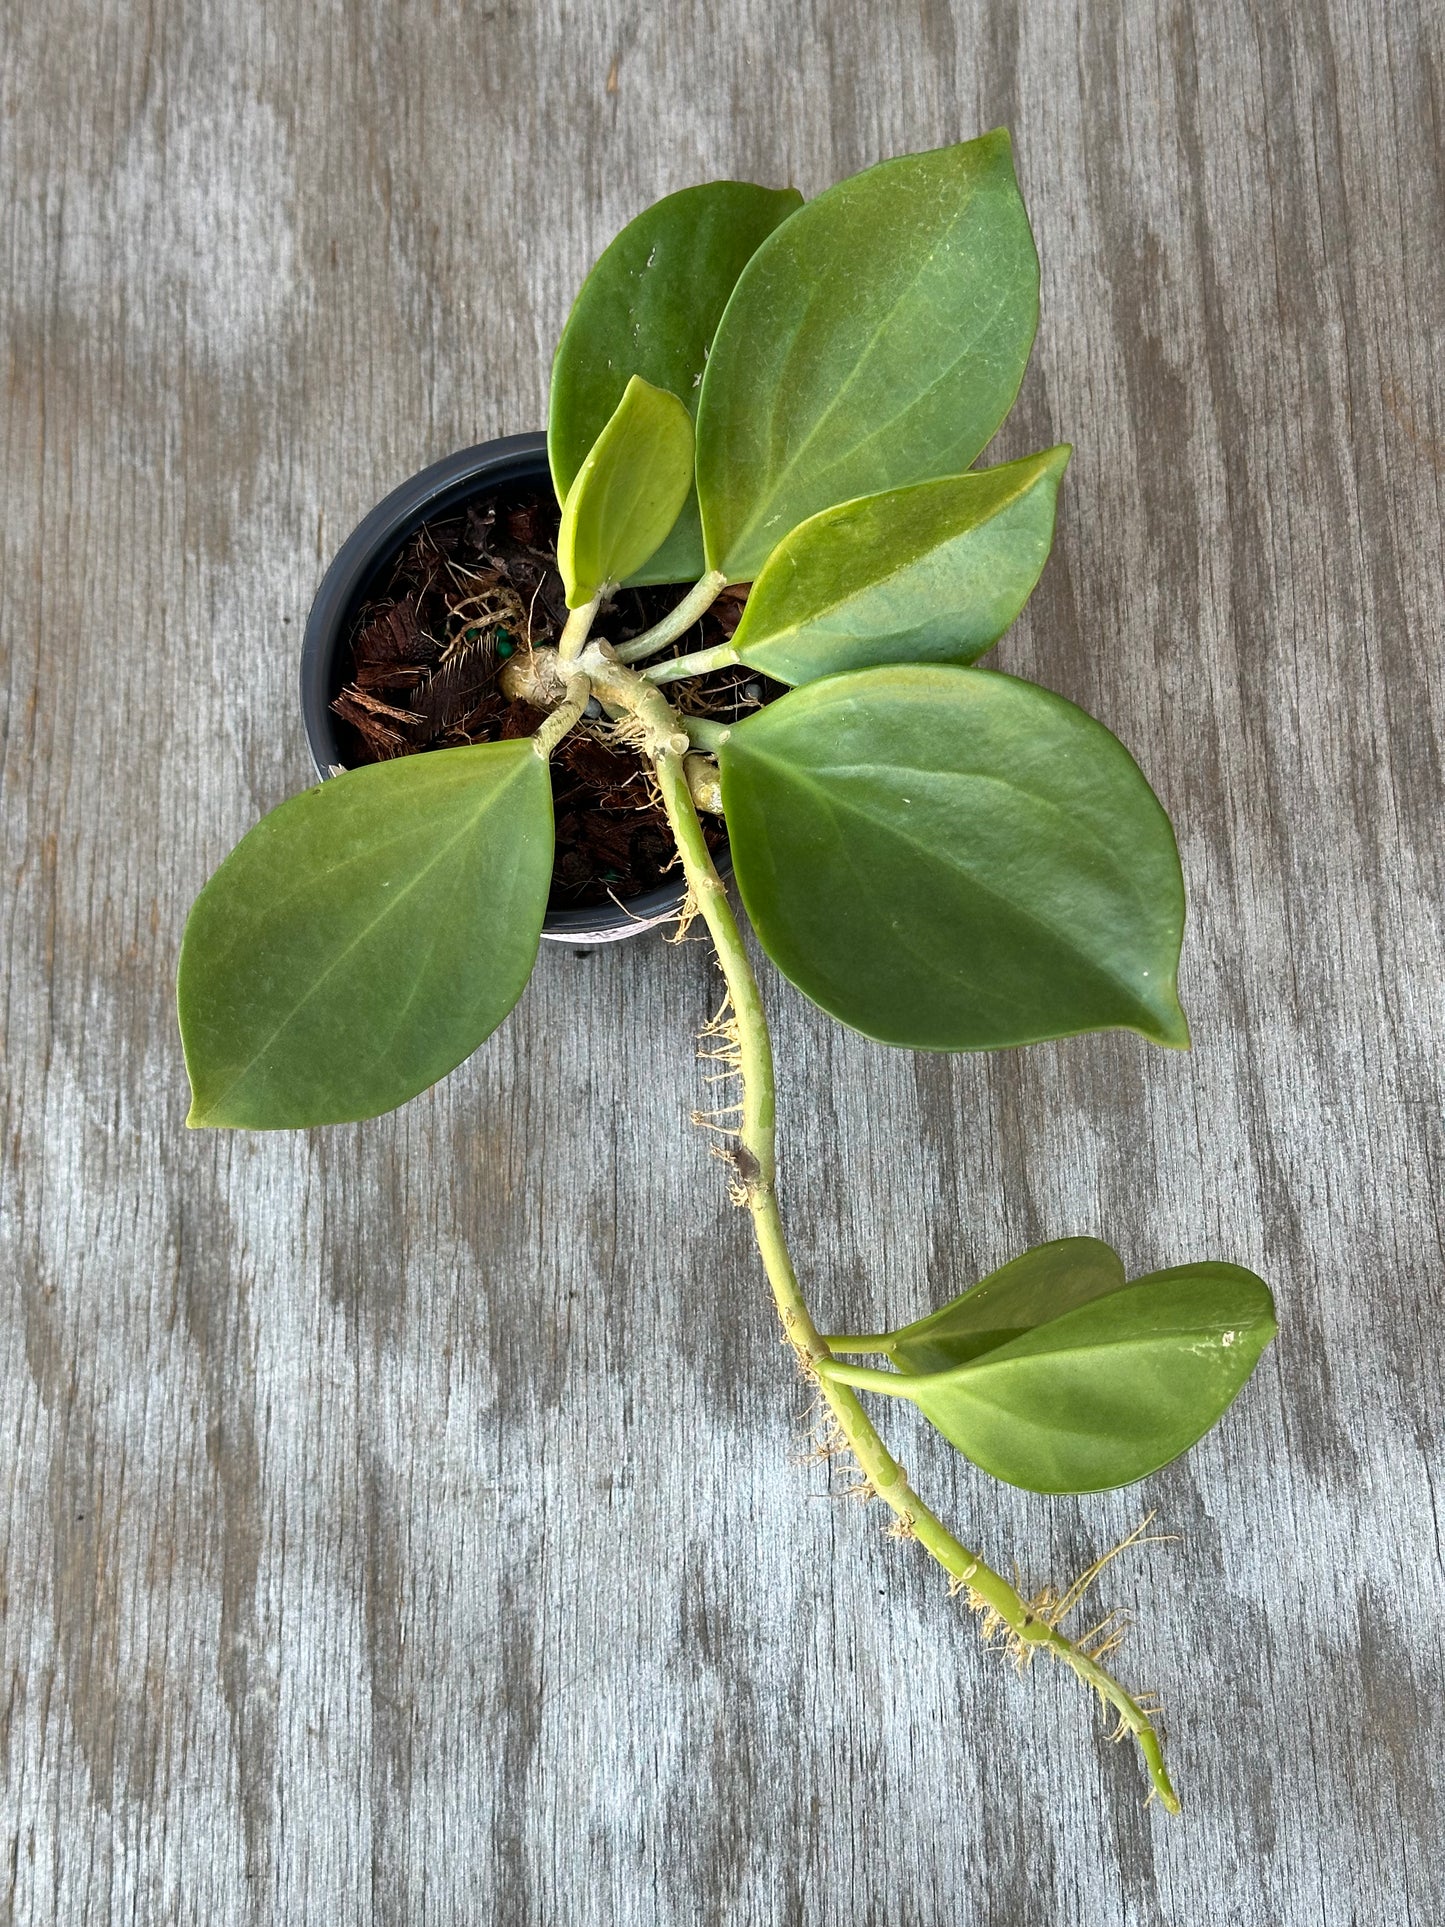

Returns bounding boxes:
[548,181,803,585]
[730,449,1070,686]
[557,376,696,608]
[178,742,553,1128]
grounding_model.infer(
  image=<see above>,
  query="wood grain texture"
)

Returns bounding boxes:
[2,0,1442,1920]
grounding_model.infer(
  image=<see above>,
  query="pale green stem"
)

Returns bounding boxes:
[585,652,1181,1816]
[611,570,729,664]
[642,640,741,685]
[819,1335,898,1357]
[532,674,591,759]
[558,594,602,664]
[815,1360,913,1396]
[681,716,731,753]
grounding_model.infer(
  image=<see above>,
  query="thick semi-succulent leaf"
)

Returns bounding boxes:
[828,1264,1276,1493]
[557,376,695,606]
[835,1237,1127,1374]
[179,743,553,1128]
[720,665,1190,1052]
[549,180,803,584]
[696,132,1039,582]
[730,449,1069,686]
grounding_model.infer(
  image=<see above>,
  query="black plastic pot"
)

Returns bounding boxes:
[301,433,693,945]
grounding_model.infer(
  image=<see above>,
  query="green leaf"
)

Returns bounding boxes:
[824,1264,1276,1493]
[696,131,1039,582]
[719,664,1190,1052]
[548,180,803,585]
[179,743,553,1128]
[730,448,1069,686]
[833,1237,1127,1373]
[557,376,696,607]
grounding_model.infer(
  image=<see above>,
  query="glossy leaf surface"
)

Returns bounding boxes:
[730,448,1069,686]
[696,132,1039,581]
[548,180,803,584]
[557,376,695,606]
[720,665,1190,1052]
[851,1237,1127,1374]
[179,743,552,1128]
[833,1264,1276,1493]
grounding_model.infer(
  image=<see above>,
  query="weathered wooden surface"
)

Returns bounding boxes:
[2,0,1442,1919]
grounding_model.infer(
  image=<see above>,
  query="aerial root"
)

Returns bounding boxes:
[837,1474,877,1504]
[701,1135,753,1207]
[1011,1513,1174,1646]
[953,1589,1033,1669]
[699,993,740,1036]
[608,712,653,757]
[1045,1513,1177,1628]
[1074,1611,1130,1665]
[667,887,701,944]
[795,1396,853,1467]
[948,1563,1026,1661]
[697,995,742,1065]
[696,996,743,1169]
[942,1514,1175,1684]
[798,1414,853,1466]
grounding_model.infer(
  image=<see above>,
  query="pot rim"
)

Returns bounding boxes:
[300,433,705,945]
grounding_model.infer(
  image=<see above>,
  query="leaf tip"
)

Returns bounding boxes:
[1138,991,1191,1052]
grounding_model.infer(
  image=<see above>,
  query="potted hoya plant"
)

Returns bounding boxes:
[178,131,1276,1813]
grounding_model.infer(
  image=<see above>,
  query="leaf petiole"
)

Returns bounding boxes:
[642,639,742,684]
[557,594,603,663]
[612,569,729,663]
[681,715,731,753]
[814,1358,909,1396]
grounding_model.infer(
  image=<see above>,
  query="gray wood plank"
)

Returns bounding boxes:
[2,0,1442,1920]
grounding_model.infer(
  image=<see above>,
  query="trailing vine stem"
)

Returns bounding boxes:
[577,641,1182,1816]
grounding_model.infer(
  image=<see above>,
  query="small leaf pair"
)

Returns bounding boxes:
[820,1239,1277,1492]
[559,390,1071,679]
